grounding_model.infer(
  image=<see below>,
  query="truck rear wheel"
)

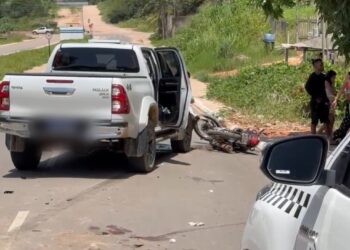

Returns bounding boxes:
[171,116,193,153]
[128,123,156,173]
[10,143,41,171]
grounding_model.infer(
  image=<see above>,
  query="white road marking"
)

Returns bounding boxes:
[7,211,29,233]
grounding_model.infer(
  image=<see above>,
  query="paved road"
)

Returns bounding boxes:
[0,133,267,250]
[0,35,60,56]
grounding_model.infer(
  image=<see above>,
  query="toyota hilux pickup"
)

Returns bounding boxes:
[0,41,193,172]
[242,135,350,250]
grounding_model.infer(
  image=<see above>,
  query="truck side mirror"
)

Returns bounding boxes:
[260,136,328,185]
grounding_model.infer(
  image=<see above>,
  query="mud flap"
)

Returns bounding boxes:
[173,114,194,141]
[5,134,25,152]
[123,128,148,157]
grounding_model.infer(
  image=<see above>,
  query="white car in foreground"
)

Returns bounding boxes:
[32,27,54,35]
[242,135,350,250]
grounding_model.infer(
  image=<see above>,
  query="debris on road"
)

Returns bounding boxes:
[134,243,144,248]
[169,238,176,243]
[88,243,101,250]
[209,189,214,193]
[4,190,14,194]
[188,222,205,227]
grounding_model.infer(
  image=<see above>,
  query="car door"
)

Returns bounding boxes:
[294,140,350,250]
[154,47,191,128]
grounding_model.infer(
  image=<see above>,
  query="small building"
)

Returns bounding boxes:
[59,27,84,40]
[282,35,336,64]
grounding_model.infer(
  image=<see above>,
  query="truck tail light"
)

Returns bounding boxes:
[112,84,129,114]
[0,81,10,111]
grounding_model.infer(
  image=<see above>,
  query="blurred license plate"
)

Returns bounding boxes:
[43,120,77,133]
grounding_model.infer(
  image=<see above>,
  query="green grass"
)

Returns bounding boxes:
[283,5,317,28]
[118,16,157,33]
[151,1,278,75]
[0,46,51,79]
[0,38,89,79]
[0,33,31,45]
[13,16,57,31]
[206,63,348,123]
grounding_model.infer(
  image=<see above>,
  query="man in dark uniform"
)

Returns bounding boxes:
[305,59,331,138]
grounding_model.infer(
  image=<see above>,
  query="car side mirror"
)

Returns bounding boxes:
[187,71,191,78]
[260,136,328,185]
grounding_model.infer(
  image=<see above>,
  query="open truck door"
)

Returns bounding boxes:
[155,47,191,128]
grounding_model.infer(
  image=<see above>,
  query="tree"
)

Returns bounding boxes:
[253,0,350,61]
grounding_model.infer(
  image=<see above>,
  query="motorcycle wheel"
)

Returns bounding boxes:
[194,115,220,141]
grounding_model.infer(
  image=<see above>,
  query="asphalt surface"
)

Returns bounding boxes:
[0,35,60,56]
[0,133,268,250]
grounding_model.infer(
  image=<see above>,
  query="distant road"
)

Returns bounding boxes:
[0,34,60,56]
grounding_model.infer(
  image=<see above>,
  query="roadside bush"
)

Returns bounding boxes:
[206,63,347,123]
[153,1,274,73]
[0,18,14,34]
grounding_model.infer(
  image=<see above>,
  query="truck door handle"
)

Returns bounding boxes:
[43,87,76,96]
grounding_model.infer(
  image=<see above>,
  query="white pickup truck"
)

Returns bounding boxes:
[32,27,54,35]
[0,41,193,172]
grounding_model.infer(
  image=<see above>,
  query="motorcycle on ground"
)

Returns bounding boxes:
[191,109,262,153]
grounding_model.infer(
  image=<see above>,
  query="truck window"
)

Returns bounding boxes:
[52,48,140,73]
[142,51,157,83]
[157,51,181,78]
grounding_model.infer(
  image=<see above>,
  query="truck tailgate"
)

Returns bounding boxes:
[7,75,113,120]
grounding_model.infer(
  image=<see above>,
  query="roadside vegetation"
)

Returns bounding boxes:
[97,0,346,125]
[98,0,203,33]
[118,17,157,33]
[0,33,30,45]
[205,63,347,123]
[0,46,51,79]
[0,38,88,79]
[0,0,57,45]
[152,1,277,74]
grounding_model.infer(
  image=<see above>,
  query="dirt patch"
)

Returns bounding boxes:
[83,5,152,46]
[210,53,303,78]
[222,110,309,138]
[56,8,82,27]
[191,77,309,138]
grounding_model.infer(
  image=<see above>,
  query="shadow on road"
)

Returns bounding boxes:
[2,143,192,179]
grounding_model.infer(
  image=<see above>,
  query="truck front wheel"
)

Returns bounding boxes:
[10,143,41,171]
[128,123,156,173]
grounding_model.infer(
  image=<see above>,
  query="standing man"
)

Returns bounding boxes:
[305,59,331,138]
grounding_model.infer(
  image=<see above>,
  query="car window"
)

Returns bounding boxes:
[52,48,140,73]
[157,51,181,78]
[142,51,157,83]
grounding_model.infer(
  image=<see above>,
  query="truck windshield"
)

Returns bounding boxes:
[52,48,140,73]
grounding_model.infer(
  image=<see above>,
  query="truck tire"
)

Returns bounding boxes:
[128,123,156,173]
[10,143,41,171]
[171,115,193,153]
